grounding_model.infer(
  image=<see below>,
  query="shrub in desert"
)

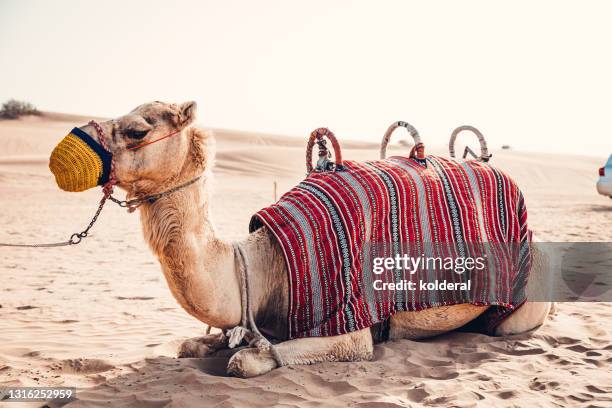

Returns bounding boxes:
[398,139,413,147]
[0,99,40,119]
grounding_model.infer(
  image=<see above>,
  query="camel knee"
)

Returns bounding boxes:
[227,348,277,378]
[494,302,552,336]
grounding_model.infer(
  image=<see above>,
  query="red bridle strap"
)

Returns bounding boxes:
[89,120,118,195]
[126,129,182,151]
[88,120,184,195]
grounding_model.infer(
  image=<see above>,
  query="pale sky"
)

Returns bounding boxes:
[1,0,610,156]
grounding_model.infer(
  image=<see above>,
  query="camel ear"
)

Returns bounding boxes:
[179,101,197,127]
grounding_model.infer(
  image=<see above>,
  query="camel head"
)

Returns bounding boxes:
[50,101,212,194]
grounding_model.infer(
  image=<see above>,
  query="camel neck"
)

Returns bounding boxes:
[138,176,243,329]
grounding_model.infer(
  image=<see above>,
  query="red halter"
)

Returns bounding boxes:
[89,120,118,196]
[125,129,182,151]
[88,120,184,195]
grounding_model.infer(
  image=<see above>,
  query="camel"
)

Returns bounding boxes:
[75,101,553,378]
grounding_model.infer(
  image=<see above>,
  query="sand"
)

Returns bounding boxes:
[0,113,611,407]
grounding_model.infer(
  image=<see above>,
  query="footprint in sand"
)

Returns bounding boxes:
[529,377,561,391]
[497,390,518,399]
[586,385,611,394]
[53,358,114,375]
[405,387,429,403]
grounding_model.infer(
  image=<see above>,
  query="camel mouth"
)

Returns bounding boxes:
[49,127,113,192]
[125,141,142,150]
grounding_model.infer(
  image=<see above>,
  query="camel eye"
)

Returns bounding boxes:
[124,128,149,140]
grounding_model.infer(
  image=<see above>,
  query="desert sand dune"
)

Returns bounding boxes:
[0,114,610,407]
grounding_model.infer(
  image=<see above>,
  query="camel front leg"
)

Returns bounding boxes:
[226,328,373,378]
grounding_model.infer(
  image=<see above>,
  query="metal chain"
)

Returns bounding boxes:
[0,194,110,248]
[1,118,200,249]
[69,194,110,244]
[0,176,201,248]
[108,176,201,212]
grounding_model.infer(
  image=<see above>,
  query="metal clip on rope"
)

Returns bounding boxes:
[305,128,344,174]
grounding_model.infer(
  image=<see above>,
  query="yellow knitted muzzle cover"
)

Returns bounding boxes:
[49,127,113,192]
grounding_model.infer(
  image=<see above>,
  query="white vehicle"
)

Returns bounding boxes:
[596,154,612,198]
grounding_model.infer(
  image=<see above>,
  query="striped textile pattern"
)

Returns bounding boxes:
[250,156,532,339]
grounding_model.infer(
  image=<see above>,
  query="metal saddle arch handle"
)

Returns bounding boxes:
[449,125,491,162]
[380,121,425,159]
[306,127,344,174]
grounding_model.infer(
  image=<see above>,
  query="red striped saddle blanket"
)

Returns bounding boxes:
[250,156,532,339]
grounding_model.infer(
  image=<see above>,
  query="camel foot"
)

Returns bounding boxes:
[227,348,277,378]
[177,332,228,358]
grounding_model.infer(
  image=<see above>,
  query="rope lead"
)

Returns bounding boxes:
[228,243,284,367]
